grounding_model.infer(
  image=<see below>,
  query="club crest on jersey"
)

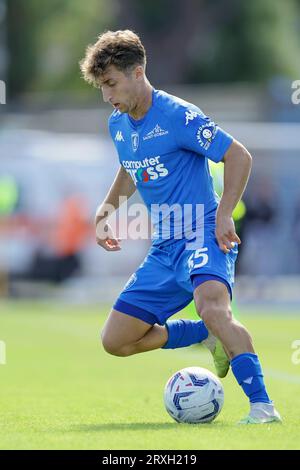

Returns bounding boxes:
[131,132,139,152]
[196,122,217,150]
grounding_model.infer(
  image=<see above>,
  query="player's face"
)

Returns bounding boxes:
[99,65,140,114]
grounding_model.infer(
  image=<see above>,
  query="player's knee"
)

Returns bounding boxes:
[100,331,121,356]
[201,306,229,331]
[194,283,231,329]
[102,341,128,357]
[195,298,232,335]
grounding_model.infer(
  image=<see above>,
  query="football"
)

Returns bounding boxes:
[164,366,224,424]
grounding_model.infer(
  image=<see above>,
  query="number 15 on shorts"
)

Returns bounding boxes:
[188,247,209,271]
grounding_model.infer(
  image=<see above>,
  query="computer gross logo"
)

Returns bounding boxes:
[122,156,169,184]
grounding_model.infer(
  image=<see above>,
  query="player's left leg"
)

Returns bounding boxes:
[193,280,281,424]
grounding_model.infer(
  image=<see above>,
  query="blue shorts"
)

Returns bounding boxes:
[113,230,238,326]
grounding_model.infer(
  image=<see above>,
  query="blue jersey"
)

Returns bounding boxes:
[109,89,233,244]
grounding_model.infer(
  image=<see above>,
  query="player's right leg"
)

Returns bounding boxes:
[101,308,168,356]
[101,307,211,357]
[101,244,211,358]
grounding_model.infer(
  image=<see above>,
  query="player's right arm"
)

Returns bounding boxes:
[95,165,136,251]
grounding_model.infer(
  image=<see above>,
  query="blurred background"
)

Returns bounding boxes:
[1,0,300,307]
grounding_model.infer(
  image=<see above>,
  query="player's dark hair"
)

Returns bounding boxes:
[80,30,146,87]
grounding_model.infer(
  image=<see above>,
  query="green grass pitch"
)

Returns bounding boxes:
[0,301,299,450]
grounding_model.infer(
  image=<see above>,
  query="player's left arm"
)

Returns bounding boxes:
[173,107,251,252]
[216,139,252,253]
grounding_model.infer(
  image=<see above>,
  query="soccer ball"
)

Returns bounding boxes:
[164,367,224,424]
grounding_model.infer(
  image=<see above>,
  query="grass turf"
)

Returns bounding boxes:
[0,301,299,450]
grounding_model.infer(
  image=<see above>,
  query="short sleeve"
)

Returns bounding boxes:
[174,106,233,163]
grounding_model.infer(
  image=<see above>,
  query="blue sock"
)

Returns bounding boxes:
[231,353,271,403]
[162,319,208,349]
